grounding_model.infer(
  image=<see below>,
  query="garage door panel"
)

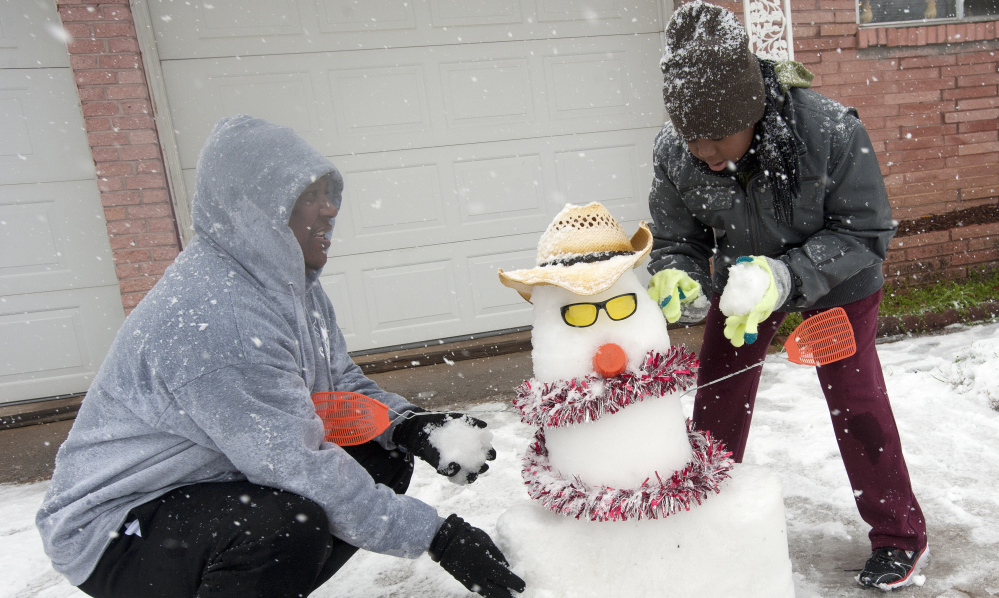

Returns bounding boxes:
[331,66,431,135]
[429,0,522,26]
[216,73,320,136]
[545,51,629,117]
[466,249,535,317]
[455,155,546,222]
[538,0,622,20]
[199,0,304,36]
[0,180,119,296]
[0,285,123,403]
[186,71,326,153]
[556,144,640,207]
[162,36,663,166]
[148,0,661,59]
[440,59,533,127]
[0,309,84,376]
[346,164,446,234]
[0,0,70,69]
[0,70,97,185]
[363,259,459,331]
[318,0,417,33]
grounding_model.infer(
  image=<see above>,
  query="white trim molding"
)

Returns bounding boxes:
[744,0,795,61]
[130,0,194,247]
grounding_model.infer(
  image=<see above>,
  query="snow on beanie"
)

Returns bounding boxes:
[660,1,765,141]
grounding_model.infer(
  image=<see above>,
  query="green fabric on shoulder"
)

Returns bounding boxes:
[774,60,814,93]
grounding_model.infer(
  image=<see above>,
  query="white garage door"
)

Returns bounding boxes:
[0,2,125,404]
[147,0,668,352]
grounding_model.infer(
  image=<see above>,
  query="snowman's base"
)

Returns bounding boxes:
[495,464,794,598]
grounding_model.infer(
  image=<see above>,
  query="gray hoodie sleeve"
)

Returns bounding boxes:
[172,363,442,558]
[647,133,716,293]
[780,123,897,308]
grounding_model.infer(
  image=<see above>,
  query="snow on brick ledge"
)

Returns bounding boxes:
[858,20,998,48]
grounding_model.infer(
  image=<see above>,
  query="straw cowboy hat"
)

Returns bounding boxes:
[498,202,652,301]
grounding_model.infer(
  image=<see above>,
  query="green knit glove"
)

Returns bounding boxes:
[722,256,783,348]
[648,269,702,324]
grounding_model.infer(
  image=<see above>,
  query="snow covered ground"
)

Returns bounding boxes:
[3,322,998,598]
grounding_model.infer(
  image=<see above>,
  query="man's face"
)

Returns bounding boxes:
[288,176,337,273]
[686,125,756,172]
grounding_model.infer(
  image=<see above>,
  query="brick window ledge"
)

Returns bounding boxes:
[857,19,998,48]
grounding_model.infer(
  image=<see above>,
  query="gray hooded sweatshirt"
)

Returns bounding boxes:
[36,115,443,586]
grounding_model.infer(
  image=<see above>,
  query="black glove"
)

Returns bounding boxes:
[392,409,496,483]
[430,514,526,598]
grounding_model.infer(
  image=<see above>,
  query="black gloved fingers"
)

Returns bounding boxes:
[466,415,488,428]
[438,461,460,477]
[434,516,526,598]
[477,579,526,598]
[488,569,527,594]
[445,412,487,428]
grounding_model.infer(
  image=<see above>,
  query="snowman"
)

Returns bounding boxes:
[494,203,795,598]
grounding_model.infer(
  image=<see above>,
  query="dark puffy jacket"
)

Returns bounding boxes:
[647,87,897,312]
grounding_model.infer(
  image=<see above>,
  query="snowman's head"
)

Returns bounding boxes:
[530,269,671,382]
[498,203,666,382]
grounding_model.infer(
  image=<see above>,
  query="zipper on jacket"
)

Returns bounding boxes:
[745,173,763,256]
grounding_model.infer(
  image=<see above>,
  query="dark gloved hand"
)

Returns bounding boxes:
[392,409,496,483]
[430,514,526,598]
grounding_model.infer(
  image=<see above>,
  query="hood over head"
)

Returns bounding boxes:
[191,114,343,292]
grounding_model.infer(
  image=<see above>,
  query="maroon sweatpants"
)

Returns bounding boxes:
[693,289,927,552]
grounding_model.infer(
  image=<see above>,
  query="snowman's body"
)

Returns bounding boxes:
[496,268,795,598]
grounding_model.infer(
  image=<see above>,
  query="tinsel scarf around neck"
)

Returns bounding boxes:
[513,346,698,428]
[690,58,802,227]
[514,346,735,522]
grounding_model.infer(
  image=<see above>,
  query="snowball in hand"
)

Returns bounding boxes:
[427,417,494,485]
[719,262,771,317]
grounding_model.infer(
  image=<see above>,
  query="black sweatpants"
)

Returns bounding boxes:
[78,442,414,598]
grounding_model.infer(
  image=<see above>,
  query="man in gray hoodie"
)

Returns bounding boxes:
[36,115,526,598]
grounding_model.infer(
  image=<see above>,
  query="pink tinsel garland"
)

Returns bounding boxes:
[523,421,734,522]
[514,346,699,429]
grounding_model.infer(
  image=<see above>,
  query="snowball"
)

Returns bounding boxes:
[530,270,671,382]
[427,417,493,485]
[545,394,692,489]
[496,465,794,598]
[719,262,770,317]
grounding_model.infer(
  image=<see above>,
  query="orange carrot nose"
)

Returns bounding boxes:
[593,343,627,378]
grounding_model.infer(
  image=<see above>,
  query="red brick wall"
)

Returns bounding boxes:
[57,1,182,314]
[787,1,999,284]
[791,7,998,220]
[887,223,999,282]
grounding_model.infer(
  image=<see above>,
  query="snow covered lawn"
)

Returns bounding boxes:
[3,323,998,598]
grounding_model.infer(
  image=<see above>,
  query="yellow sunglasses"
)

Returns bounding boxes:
[560,293,638,328]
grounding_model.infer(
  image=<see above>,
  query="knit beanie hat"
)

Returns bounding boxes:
[660,1,765,141]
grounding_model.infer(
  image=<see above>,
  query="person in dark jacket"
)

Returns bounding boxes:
[37,115,525,598]
[645,2,927,590]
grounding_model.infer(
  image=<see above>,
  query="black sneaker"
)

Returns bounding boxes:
[857,545,929,590]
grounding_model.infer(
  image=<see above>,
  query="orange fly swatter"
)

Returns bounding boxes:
[784,307,856,366]
[312,392,391,446]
